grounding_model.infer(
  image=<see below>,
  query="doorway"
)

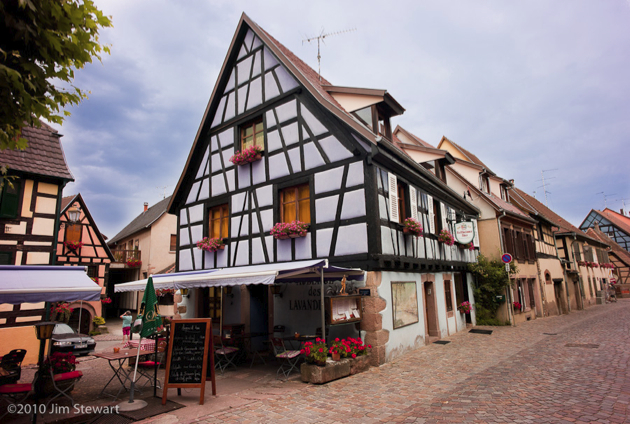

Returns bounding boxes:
[573,279,583,310]
[68,308,91,334]
[423,281,439,339]
[553,280,566,315]
[249,285,269,352]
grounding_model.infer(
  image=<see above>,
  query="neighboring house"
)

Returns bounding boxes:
[405,132,540,324]
[0,121,74,364]
[580,208,630,253]
[584,224,630,286]
[56,193,114,333]
[167,14,481,366]
[107,196,177,316]
[509,188,610,310]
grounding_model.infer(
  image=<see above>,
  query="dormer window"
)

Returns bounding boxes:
[480,174,490,194]
[352,104,392,139]
[500,184,509,201]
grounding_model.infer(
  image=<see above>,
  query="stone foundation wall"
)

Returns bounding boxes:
[360,271,388,366]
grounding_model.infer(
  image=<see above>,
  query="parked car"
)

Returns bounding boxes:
[51,323,96,356]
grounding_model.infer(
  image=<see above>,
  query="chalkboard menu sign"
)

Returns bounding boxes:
[162,318,215,405]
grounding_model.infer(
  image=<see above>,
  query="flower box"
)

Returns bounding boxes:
[63,241,84,250]
[229,145,263,166]
[437,229,455,246]
[270,221,309,240]
[196,237,227,252]
[126,259,142,267]
[300,355,370,384]
[402,218,423,237]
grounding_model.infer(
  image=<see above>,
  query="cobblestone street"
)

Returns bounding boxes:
[178,300,630,424]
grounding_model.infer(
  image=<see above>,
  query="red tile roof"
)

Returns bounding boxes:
[597,208,630,237]
[512,187,604,245]
[0,121,74,181]
[393,126,435,148]
[585,227,630,267]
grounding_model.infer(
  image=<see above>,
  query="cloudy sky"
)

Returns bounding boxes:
[50,0,630,239]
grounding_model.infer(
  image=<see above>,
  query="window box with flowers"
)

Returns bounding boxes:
[196,237,227,252]
[271,221,309,240]
[402,218,423,237]
[229,145,263,166]
[513,301,522,312]
[437,229,455,246]
[577,261,587,267]
[63,241,84,250]
[591,262,599,268]
[100,297,112,305]
[126,259,142,267]
[300,337,372,384]
[51,302,73,323]
[459,242,474,250]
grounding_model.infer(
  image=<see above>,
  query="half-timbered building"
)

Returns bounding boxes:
[55,193,114,332]
[0,121,74,364]
[580,208,630,253]
[510,188,611,310]
[166,14,481,365]
[584,225,629,286]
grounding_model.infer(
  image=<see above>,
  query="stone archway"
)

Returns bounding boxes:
[68,302,96,334]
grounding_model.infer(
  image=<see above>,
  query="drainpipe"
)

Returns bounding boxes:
[569,235,584,310]
[497,211,514,326]
[532,223,546,318]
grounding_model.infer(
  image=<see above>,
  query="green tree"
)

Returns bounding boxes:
[0,0,112,151]
[468,253,518,325]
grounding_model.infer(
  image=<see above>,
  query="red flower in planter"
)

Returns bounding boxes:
[229,145,263,166]
[126,259,142,267]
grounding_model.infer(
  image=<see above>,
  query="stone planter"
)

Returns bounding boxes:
[301,355,370,384]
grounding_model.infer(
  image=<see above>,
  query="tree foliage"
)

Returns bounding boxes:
[0,0,112,150]
[468,253,518,325]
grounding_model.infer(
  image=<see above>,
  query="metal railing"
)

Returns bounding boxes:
[112,249,141,264]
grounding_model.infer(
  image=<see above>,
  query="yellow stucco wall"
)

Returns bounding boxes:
[477,219,502,259]
[0,327,50,366]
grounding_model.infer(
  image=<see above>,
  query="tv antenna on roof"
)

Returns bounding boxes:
[303,27,356,82]
[595,192,616,209]
[537,169,558,206]
[156,186,168,199]
[615,198,630,216]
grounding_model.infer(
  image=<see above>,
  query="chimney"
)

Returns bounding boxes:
[594,222,600,231]
[144,202,149,212]
[621,208,625,216]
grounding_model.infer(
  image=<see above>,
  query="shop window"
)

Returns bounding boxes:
[240,117,264,151]
[280,183,310,223]
[444,280,453,312]
[65,223,82,243]
[170,234,177,252]
[0,179,21,219]
[209,204,229,239]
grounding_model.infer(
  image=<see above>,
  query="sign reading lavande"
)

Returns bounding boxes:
[162,318,215,405]
[454,221,475,244]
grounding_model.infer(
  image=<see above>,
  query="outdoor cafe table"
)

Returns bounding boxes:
[123,338,156,351]
[91,348,152,400]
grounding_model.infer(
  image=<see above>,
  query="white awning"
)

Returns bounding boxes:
[114,259,364,293]
[0,265,102,304]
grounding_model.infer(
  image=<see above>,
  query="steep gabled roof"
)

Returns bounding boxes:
[581,208,630,237]
[0,121,74,181]
[437,136,496,175]
[109,196,172,246]
[512,187,605,245]
[60,193,115,261]
[393,126,434,148]
[169,13,389,213]
[585,227,630,267]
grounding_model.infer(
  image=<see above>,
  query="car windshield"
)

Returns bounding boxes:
[53,324,76,335]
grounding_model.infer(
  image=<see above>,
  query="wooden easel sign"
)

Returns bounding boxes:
[162,318,216,405]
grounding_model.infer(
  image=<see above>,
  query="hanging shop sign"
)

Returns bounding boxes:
[454,221,475,244]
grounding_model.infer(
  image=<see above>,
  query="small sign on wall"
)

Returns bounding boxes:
[454,221,474,244]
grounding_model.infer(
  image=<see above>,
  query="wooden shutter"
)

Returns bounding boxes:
[440,203,447,231]
[409,187,418,221]
[388,173,398,222]
[427,195,435,234]
[472,218,480,247]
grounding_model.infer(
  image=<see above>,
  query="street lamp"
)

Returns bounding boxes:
[32,322,56,424]
[67,206,81,223]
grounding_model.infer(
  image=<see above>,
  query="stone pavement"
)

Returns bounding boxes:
[146,300,630,424]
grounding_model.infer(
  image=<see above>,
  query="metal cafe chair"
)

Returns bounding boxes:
[0,349,27,384]
[137,339,168,388]
[45,368,83,407]
[213,335,239,374]
[270,337,301,380]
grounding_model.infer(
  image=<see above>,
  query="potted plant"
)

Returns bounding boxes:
[577,261,586,267]
[338,337,371,359]
[100,297,112,304]
[229,145,263,166]
[437,229,455,246]
[270,221,309,240]
[457,301,472,314]
[63,241,84,250]
[513,301,522,311]
[402,218,423,237]
[51,302,73,323]
[196,237,227,252]
[300,338,328,366]
[329,338,344,361]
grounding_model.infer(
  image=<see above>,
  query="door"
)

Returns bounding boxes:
[423,281,439,338]
[553,280,565,315]
[249,285,269,352]
[574,279,583,310]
